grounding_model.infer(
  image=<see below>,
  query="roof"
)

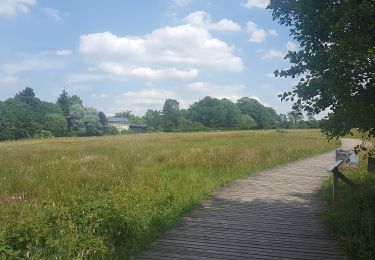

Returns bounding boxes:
[107,116,129,123]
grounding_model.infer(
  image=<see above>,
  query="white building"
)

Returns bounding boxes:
[107,117,130,131]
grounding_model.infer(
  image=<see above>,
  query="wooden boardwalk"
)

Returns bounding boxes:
[137,139,358,259]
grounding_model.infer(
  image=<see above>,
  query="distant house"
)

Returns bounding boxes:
[107,117,130,131]
[107,116,148,133]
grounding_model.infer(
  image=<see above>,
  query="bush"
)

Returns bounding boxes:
[105,126,120,135]
[0,199,137,259]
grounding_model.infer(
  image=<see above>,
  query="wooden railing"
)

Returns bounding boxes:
[328,160,355,202]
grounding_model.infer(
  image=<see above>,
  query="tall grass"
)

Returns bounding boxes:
[322,159,375,259]
[0,130,338,259]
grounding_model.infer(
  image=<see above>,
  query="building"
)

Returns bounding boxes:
[107,117,130,131]
[107,116,148,133]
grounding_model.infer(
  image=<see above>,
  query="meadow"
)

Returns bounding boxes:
[0,130,339,259]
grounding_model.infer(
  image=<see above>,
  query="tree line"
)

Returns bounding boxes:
[0,87,320,141]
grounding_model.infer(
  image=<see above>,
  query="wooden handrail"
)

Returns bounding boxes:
[328,160,355,202]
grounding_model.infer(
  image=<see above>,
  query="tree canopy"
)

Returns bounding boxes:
[269,0,375,138]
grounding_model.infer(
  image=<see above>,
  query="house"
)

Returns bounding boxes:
[107,116,148,133]
[107,117,130,131]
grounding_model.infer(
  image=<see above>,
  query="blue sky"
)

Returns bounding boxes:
[0,0,298,115]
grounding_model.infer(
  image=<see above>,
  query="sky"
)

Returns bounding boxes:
[0,0,299,116]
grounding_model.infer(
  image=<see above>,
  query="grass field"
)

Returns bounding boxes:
[0,130,339,259]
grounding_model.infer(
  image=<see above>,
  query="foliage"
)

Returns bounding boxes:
[144,109,162,131]
[0,98,39,140]
[236,97,278,129]
[57,90,70,118]
[239,114,257,129]
[116,111,146,125]
[98,111,108,130]
[43,113,67,137]
[69,104,103,136]
[269,0,375,139]
[162,99,180,131]
[0,130,339,259]
[188,97,243,128]
[322,160,375,259]
[105,126,120,135]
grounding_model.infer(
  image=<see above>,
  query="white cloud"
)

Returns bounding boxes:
[242,0,269,9]
[262,49,284,59]
[182,11,241,32]
[91,94,109,99]
[185,81,246,102]
[56,49,72,56]
[41,7,64,20]
[268,29,278,36]
[171,0,191,6]
[98,63,198,80]
[79,25,243,80]
[66,73,112,84]
[246,21,277,43]
[112,89,181,114]
[1,58,64,75]
[0,74,22,84]
[286,41,297,51]
[250,29,267,43]
[0,0,36,16]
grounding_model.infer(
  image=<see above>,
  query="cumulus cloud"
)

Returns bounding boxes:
[261,49,284,59]
[0,0,36,16]
[182,11,241,31]
[242,0,269,9]
[112,89,181,114]
[79,25,243,80]
[98,63,198,80]
[246,21,277,43]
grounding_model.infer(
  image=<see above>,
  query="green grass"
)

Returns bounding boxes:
[0,129,339,259]
[322,159,375,259]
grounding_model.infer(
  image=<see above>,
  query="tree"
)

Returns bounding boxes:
[269,0,375,138]
[239,114,257,130]
[15,87,36,107]
[115,110,146,124]
[57,90,70,117]
[287,107,303,124]
[144,109,162,130]
[236,97,279,129]
[68,104,103,136]
[162,99,180,131]
[1,98,39,140]
[43,114,67,137]
[98,111,108,130]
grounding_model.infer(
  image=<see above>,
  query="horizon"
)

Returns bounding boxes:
[0,0,301,116]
